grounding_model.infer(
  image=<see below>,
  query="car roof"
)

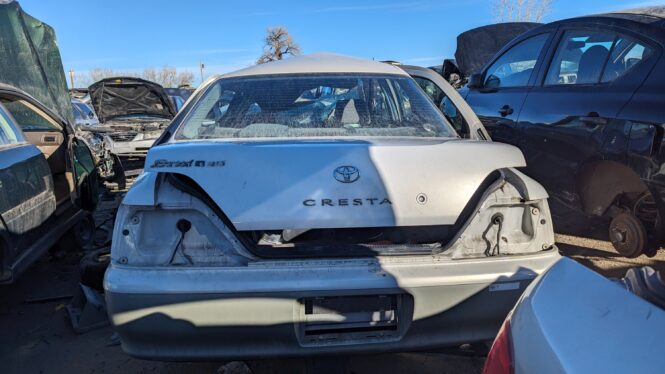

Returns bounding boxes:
[222,53,409,79]
[560,6,665,27]
[603,6,665,21]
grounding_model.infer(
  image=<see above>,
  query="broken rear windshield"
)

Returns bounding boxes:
[176,74,457,139]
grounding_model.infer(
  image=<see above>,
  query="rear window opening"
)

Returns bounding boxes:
[175,74,458,140]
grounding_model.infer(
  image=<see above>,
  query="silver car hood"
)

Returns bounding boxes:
[145,138,526,230]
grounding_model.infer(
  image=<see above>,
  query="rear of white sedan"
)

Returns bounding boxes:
[104,53,560,360]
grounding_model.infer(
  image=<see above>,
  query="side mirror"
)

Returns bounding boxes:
[467,73,483,89]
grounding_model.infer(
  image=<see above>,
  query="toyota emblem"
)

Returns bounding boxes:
[333,166,360,183]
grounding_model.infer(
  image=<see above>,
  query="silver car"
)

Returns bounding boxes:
[105,53,560,360]
[484,257,665,374]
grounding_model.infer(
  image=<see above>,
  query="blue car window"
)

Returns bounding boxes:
[545,30,617,85]
[484,33,550,88]
[601,36,653,83]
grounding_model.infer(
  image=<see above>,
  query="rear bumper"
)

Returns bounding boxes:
[105,248,560,360]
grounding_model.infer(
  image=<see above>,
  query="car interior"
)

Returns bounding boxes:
[179,76,454,139]
[0,97,73,211]
[546,32,652,85]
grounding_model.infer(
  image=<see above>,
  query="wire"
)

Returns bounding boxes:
[167,232,192,265]
[483,214,504,257]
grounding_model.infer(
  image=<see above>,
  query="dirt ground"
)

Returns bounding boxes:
[1,190,663,374]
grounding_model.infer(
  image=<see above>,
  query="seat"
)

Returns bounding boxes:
[576,45,610,84]
[332,99,359,126]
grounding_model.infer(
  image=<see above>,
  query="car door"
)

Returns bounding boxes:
[517,27,658,206]
[1,95,98,212]
[464,32,554,145]
[405,66,490,140]
[0,103,56,251]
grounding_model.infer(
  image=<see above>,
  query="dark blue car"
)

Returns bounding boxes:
[463,8,665,258]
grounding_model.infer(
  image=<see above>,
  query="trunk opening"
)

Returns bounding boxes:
[165,171,502,258]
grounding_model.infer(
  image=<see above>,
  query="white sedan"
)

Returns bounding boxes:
[105,53,560,360]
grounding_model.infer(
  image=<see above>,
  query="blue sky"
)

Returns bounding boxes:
[18,0,657,85]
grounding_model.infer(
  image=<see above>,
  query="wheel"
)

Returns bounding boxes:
[609,212,647,258]
[58,212,95,252]
[80,247,110,291]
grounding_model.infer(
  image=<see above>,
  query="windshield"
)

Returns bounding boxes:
[74,102,95,119]
[176,74,457,139]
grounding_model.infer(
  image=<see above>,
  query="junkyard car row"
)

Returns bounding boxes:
[0,0,664,371]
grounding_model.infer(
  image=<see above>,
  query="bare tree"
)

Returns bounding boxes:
[177,71,195,87]
[88,68,116,84]
[142,67,158,83]
[492,0,553,23]
[157,66,177,87]
[257,26,301,64]
[83,66,196,87]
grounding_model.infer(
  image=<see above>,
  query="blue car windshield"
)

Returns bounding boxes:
[176,74,457,139]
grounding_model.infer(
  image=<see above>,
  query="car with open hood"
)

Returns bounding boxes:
[104,53,560,360]
[88,77,176,175]
[462,8,665,258]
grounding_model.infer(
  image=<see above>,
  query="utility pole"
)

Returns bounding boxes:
[68,69,75,88]
[199,61,205,85]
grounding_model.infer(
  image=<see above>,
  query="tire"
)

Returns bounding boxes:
[609,212,647,258]
[58,212,96,252]
[80,247,110,291]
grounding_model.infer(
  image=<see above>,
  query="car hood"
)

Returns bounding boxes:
[455,22,541,76]
[0,1,74,125]
[88,77,176,122]
[145,138,526,230]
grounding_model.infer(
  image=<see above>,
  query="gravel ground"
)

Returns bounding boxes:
[1,190,663,374]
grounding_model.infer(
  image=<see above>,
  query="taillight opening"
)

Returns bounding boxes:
[483,319,513,374]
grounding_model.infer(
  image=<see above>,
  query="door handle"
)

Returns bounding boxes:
[498,105,514,117]
[580,112,608,126]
